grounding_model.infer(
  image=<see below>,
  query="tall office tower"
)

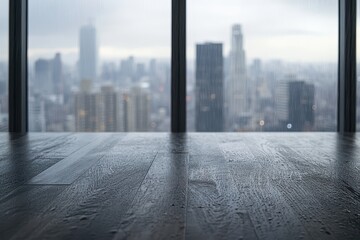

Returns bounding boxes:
[149,59,157,78]
[28,93,46,132]
[101,85,124,132]
[123,92,136,132]
[275,80,289,128]
[79,24,97,82]
[275,79,315,131]
[195,43,224,132]
[130,85,151,131]
[74,80,104,132]
[34,59,53,94]
[135,63,146,81]
[288,81,315,131]
[119,56,135,87]
[228,24,247,130]
[52,53,63,96]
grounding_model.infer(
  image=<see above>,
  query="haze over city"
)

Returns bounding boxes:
[2,0,360,132]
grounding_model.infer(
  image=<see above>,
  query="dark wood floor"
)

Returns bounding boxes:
[1,133,360,240]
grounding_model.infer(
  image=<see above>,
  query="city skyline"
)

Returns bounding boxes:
[0,21,341,132]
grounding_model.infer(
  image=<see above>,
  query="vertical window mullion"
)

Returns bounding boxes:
[9,0,28,133]
[171,0,186,133]
[338,0,357,133]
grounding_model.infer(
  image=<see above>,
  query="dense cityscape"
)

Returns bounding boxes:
[0,23,343,132]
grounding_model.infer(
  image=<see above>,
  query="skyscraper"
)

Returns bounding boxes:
[28,93,46,132]
[228,24,247,130]
[195,43,224,132]
[275,78,315,131]
[129,85,151,131]
[74,80,104,132]
[52,53,63,96]
[79,24,97,82]
[34,59,53,94]
[101,85,124,132]
[288,81,315,131]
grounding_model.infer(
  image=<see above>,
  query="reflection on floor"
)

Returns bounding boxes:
[0,133,360,240]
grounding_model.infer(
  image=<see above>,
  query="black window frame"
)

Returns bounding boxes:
[8,0,357,133]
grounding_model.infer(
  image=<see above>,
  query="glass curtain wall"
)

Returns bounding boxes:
[187,0,338,132]
[357,0,360,130]
[28,0,171,132]
[0,0,9,131]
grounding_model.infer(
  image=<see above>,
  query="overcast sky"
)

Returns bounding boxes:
[0,0,353,64]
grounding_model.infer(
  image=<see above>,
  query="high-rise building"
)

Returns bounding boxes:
[227,24,247,130]
[29,93,46,132]
[288,81,315,131]
[74,80,104,132]
[52,53,63,96]
[123,92,136,132]
[31,54,65,132]
[79,24,97,82]
[135,63,146,81]
[275,79,315,131]
[101,85,124,132]
[195,43,224,132]
[129,85,151,131]
[119,56,135,87]
[34,59,53,94]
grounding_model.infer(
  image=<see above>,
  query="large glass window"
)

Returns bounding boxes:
[357,0,360,130]
[187,0,338,132]
[28,0,170,132]
[0,0,8,132]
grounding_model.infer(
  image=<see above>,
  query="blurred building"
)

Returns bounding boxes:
[34,59,53,95]
[276,79,315,131]
[29,93,46,132]
[119,56,135,86]
[195,43,224,132]
[34,53,63,96]
[52,53,63,96]
[227,24,248,129]
[126,85,151,132]
[79,24,97,82]
[74,80,104,132]
[101,85,124,132]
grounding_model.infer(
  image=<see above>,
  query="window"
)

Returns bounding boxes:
[28,0,170,132]
[357,0,360,130]
[187,0,338,132]
[0,0,8,132]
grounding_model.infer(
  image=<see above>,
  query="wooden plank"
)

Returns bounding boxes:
[29,134,119,185]
[0,133,71,161]
[11,152,157,240]
[0,185,66,240]
[158,133,189,153]
[189,134,223,155]
[111,133,163,154]
[0,134,104,196]
[0,157,62,197]
[186,153,257,240]
[220,135,312,240]
[274,144,360,239]
[114,153,188,240]
[1,133,360,240]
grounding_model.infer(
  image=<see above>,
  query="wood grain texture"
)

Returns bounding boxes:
[187,148,257,239]
[115,153,188,240]
[29,134,121,185]
[11,152,157,240]
[0,133,359,240]
[220,135,311,240]
[0,185,66,239]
